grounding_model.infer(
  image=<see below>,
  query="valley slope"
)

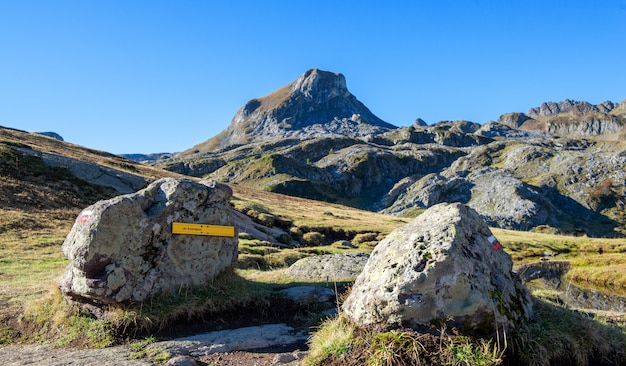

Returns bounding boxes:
[156,69,626,237]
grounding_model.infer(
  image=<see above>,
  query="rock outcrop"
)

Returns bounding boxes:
[526,99,623,118]
[342,203,533,334]
[474,121,549,139]
[59,178,238,312]
[383,138,625,236]
[14,146,147,194]
[413,118,428,128]
[545,115,625,137]
[35,131,64,141]
[521,99,626,138]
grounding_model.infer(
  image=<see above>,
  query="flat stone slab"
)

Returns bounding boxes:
[0,344,152,366]
[151,323,309,357]
[285,252,369,281]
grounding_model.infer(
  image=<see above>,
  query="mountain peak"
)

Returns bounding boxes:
[188,69,396,153]
[291,69,348,98]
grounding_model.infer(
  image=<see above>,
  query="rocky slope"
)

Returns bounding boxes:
[155,70,626,237]
[498,99,626,139]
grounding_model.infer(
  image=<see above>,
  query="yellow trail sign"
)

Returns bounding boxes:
[172,222,235,237]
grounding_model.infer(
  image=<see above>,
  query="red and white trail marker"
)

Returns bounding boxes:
[77,210,93,223]
[488,235,502,251]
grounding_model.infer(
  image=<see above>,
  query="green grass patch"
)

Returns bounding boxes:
[113,268,272,335]
[510,299,626,365]
[307,297,626,366]
[20,286,116,348]
[306,314,506,366]
[306,315,355,365]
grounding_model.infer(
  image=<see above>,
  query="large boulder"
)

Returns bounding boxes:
[342,202,532,334]
[59,178,238,311]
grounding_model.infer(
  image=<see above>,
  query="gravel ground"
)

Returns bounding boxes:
[0,344,154,366]
[0,344,307,366]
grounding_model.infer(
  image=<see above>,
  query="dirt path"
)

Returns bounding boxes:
[0,344,306,366]
[0,344,153,366]
[0,323,309,366]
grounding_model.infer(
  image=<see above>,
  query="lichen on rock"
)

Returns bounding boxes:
[342,202,532,335]
[59,178,238,314]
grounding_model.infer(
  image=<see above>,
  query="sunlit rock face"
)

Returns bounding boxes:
[189,68,396,153]
[59,178,237,314]
[343,202,533,335]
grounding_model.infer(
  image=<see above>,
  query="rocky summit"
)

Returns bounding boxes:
[342,202,533,334]
[59,178,237,314]
[185,68,396,153]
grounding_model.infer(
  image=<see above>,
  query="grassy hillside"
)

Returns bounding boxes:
[1,125,625,364]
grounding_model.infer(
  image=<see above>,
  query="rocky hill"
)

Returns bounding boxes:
[183,68,396,154]
[155,70,626,237]
[498,99,626,139]
[0,125,185,212]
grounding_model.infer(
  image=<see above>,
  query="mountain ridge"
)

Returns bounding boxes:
[183,68,396,155]
[5,67,625,237]
[152,69,625,237]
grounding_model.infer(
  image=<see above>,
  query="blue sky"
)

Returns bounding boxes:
[1,1,625,154]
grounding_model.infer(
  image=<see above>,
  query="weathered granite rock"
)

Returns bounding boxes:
[381,173,471,215]
[496,112,533,129]
[285,252,369,281]
[59,178,238,310]
[342,202,532,334]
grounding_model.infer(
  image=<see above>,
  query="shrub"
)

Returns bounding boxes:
[302,231,326,246]
[256,213,276,227]
[353,232,381,245]
[277,233,293,245]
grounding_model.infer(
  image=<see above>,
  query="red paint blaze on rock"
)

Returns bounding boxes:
[76,210,93,223]
[488,235,502,251]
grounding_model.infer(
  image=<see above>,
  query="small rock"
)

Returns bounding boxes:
[279,286,335,305]
[166,355,198,366]
[273,353,296,363]
[271,351,308,366]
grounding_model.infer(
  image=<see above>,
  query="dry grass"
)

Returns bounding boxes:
[231,184,409,234]
[493,228,626,295]
[2,125,626,358]
[492,227,626,261]
[0,126,184,181]
[307,301,626,366]
[0,209,73,314]
[306,314,507,366]
[565,253,626,296]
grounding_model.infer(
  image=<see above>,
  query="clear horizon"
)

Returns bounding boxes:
[1,1,625,154]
